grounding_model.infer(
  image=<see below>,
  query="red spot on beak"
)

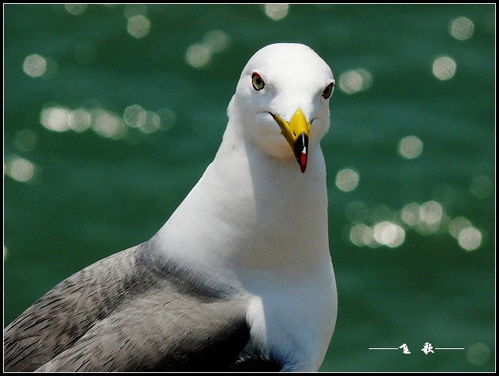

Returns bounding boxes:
[299,152,307,173]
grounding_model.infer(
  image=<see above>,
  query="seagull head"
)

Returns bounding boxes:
[229,43,335,173]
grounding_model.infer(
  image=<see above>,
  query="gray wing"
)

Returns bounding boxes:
[4,243,273,371]
[4,242,281,372]
[4,245,141,371]
[35,291,250,372]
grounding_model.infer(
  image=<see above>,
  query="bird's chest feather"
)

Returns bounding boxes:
[242,268,336,371]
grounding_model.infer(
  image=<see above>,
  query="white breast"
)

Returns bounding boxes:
[156,129,337,370]
[243,258,337,371]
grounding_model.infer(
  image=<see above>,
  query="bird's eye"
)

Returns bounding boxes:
[252,72,265,91]
[322,81,335,99]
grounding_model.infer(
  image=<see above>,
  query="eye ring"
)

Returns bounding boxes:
[322,80,335,99]
[252,72,265,91]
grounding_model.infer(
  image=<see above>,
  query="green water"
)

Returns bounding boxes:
[4,4,495,372]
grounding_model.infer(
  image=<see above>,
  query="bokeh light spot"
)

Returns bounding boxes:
[432,56,457,81]
[413,200,445,235]
[466,343,490,366]
[64,4,87,16]
[68,108,92,133]
[40,105,71,132]
[203,30,230,53]
[92,109,127,140]
[185,30,230,70]
[448,216,472,239]
[5,155,38,183]
[349,224,373,247]
[373,221,405,248]
[419,201,443,225]
[186,43,212,68]
[264,4,289,21]
[458,226,482,251]
[124,104,147,128]
[140,111,161,134]
[449,16,474,41]
[401,202,421,226]
[338,69,373,94]
[127,15,151,39]
[398,135,423,159]
[23,54,47,78]
[335,168,360,192]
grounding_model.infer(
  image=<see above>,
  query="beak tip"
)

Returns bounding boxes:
[299,153,307,173]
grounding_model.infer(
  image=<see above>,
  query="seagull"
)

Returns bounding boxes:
[4,43,338,372]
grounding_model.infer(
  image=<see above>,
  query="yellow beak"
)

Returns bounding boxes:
[270,108,311,173]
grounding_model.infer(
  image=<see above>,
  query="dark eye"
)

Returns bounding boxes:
[322,81,335,99]
[252,72,265,91]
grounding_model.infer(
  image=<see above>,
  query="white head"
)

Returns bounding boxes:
[227,43,335,172]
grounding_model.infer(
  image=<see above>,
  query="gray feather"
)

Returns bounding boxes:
[3,242,277,371]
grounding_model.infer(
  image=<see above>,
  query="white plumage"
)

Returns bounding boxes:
[156,43,337,370]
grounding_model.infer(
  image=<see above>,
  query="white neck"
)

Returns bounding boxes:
[156,117,330,278]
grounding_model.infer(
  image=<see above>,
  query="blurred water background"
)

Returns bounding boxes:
[4,4,495,372]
